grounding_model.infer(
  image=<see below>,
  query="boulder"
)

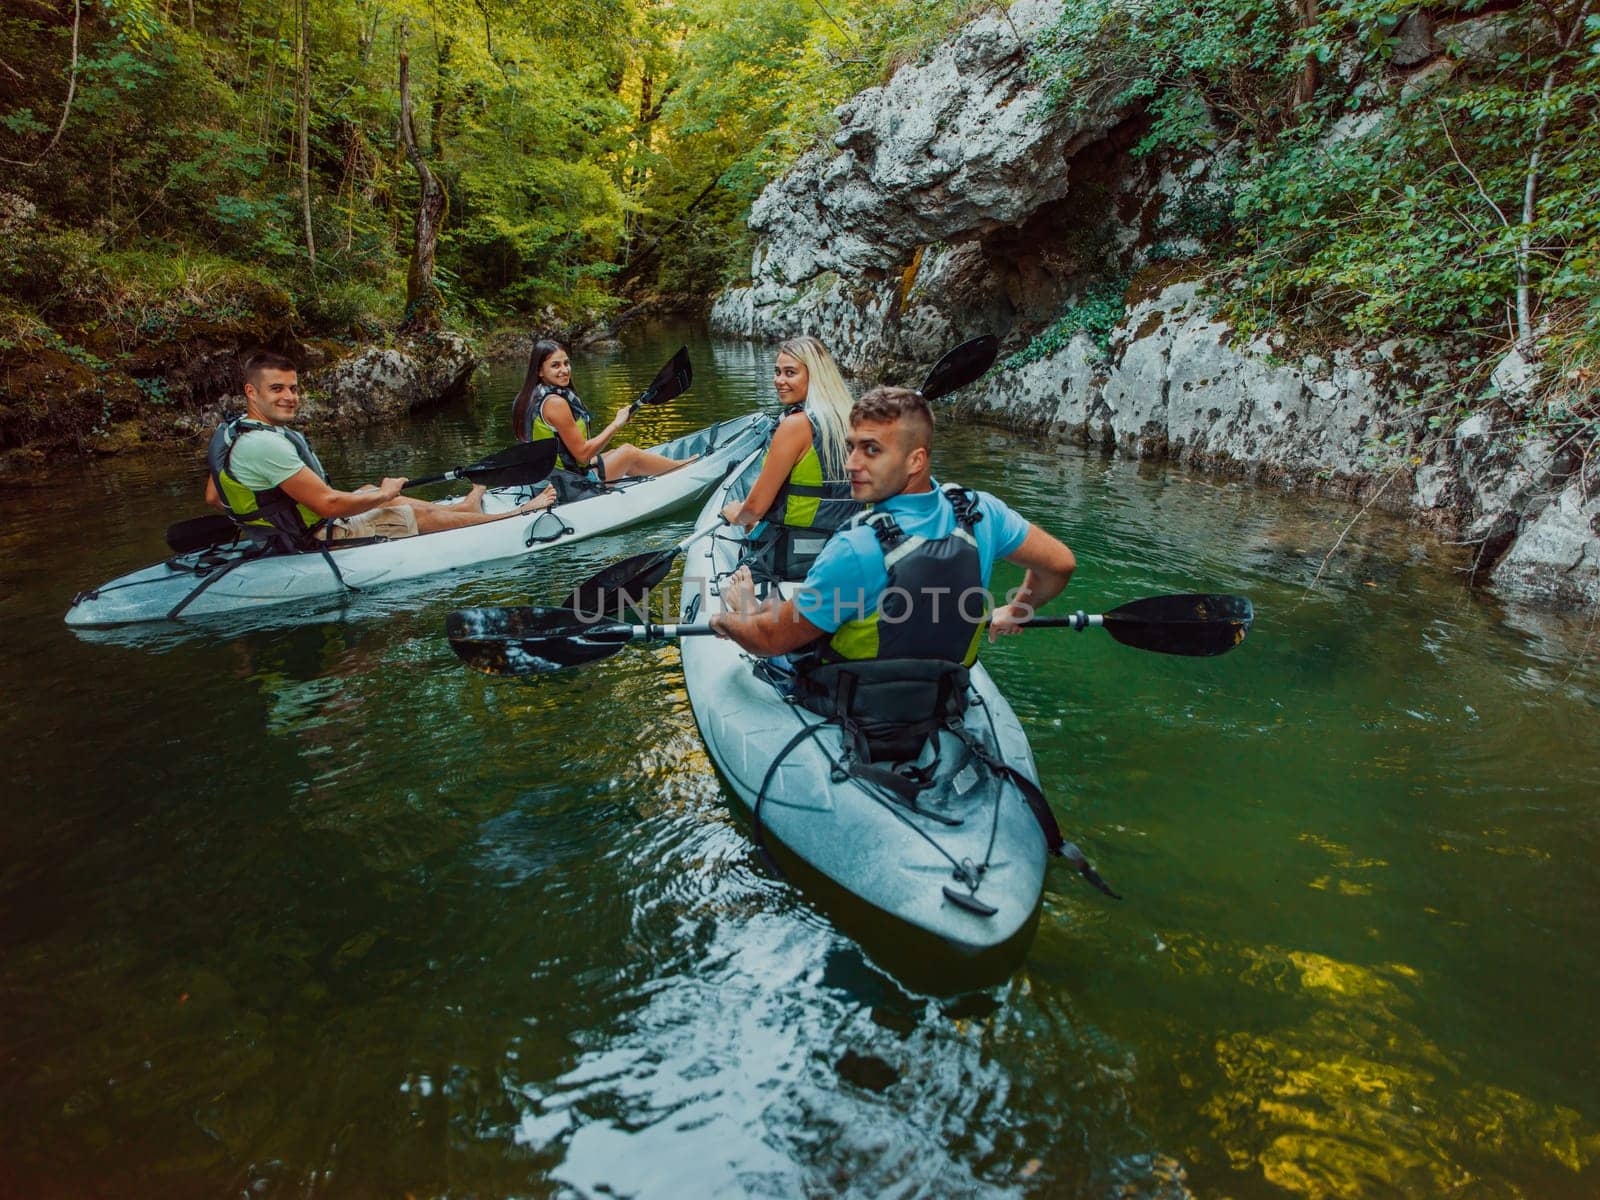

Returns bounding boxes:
[709,0,1600,610]
[1391,12,1436,66]
[1491,478,1600,606]
[959,281,1418,494]
[298,332,478,427]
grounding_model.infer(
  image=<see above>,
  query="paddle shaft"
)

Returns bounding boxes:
[461,608,1197,648]
[1028,612,1102,630]
[403,466,480,489]
[620,615,1093,642]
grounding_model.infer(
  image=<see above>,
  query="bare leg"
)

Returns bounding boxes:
[400,484,555,533]
[437,484,488,511]
[598,443,700,480]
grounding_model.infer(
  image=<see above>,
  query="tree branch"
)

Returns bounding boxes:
[0,0,81,168]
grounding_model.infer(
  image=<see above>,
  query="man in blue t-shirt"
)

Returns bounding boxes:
[709,384,1076,660]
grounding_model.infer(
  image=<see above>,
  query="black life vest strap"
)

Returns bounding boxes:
[944,484,983,529]
[861,510,906,552]
[777,481,834,499]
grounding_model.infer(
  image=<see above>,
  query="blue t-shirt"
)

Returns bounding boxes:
[794,481,1031,634]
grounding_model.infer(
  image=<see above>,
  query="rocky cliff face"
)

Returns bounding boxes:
[710,1,1600,609]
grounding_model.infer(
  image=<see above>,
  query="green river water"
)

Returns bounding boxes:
[3,323,1598,1198]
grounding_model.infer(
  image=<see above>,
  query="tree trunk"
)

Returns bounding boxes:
[619,172,724,286]
[260,2,285,145]
[1515,0,1592,350]
[0,0,81,168]
[296,0,316,269]
[399,28,447,334]
[1293,0,1318,109]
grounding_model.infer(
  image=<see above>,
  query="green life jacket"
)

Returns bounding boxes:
[518,384,592,472]
[765,408,857,532]
[819,484,987,668]
[206,416,328,550]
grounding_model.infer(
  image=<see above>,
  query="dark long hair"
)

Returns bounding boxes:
[511,339,567,442]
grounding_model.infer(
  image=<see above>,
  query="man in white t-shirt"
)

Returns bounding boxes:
[205,351,550,545]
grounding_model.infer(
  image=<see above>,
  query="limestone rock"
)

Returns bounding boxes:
[1490,345,1538,401]
[1491,479,1600,607]
[709,0,1600,610]
[713,0,1147,370]
[1441,14,1543,64]
[1392,13,1435,65]
[299,333,478,427]
[959,281,1409,491]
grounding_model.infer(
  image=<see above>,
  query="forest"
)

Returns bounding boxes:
[2,0,1596,455]
[0,0,983,449]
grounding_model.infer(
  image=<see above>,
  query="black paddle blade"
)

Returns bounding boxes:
[565,547,678,615]
[446,606,633,676]
[637,346,692,407]
[166,513,241,554]
[1102,593,1254,657]
[457,439,558,488]
[918,335,999,401]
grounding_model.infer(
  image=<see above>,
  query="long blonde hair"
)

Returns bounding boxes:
[777,335,852,477]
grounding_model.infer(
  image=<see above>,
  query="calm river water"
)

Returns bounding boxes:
[3,323,1598,1198]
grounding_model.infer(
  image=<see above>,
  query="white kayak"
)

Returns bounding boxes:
[66,412,774,627]
[676,448,1052,954]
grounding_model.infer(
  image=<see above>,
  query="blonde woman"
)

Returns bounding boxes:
[721,335,860,577]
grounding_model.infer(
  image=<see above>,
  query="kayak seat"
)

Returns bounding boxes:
[545,469,610,504]
[794,659,970,767]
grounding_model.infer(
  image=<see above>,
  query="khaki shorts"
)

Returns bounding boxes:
[327,504,418,541]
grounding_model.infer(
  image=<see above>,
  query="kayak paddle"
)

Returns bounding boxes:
[1025,593,1254,657]
[165,439,559,554]
[637,345,692,407]
[445,592,1255,678]
[619,345,693,423]
[918,335,999,401]
[562,336,996,608]
[564,517,729,614]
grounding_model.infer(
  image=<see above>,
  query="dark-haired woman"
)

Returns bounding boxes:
[511,340,693,481]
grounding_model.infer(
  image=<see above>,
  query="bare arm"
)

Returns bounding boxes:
[542,394,625,467]
[278,466,405,519]
[990,524,1076,638]
[204,475,223,511]
[708,581,827,657]
[720,412,812,529]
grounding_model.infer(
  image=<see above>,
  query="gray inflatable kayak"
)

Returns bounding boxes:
[676,450,1052,953]
[66,412,772,627]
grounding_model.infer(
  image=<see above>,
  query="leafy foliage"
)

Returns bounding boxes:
[1025,0,1599,430]
[1004,280,1130,367]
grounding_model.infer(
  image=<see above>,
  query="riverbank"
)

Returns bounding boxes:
[0,213,709,478]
